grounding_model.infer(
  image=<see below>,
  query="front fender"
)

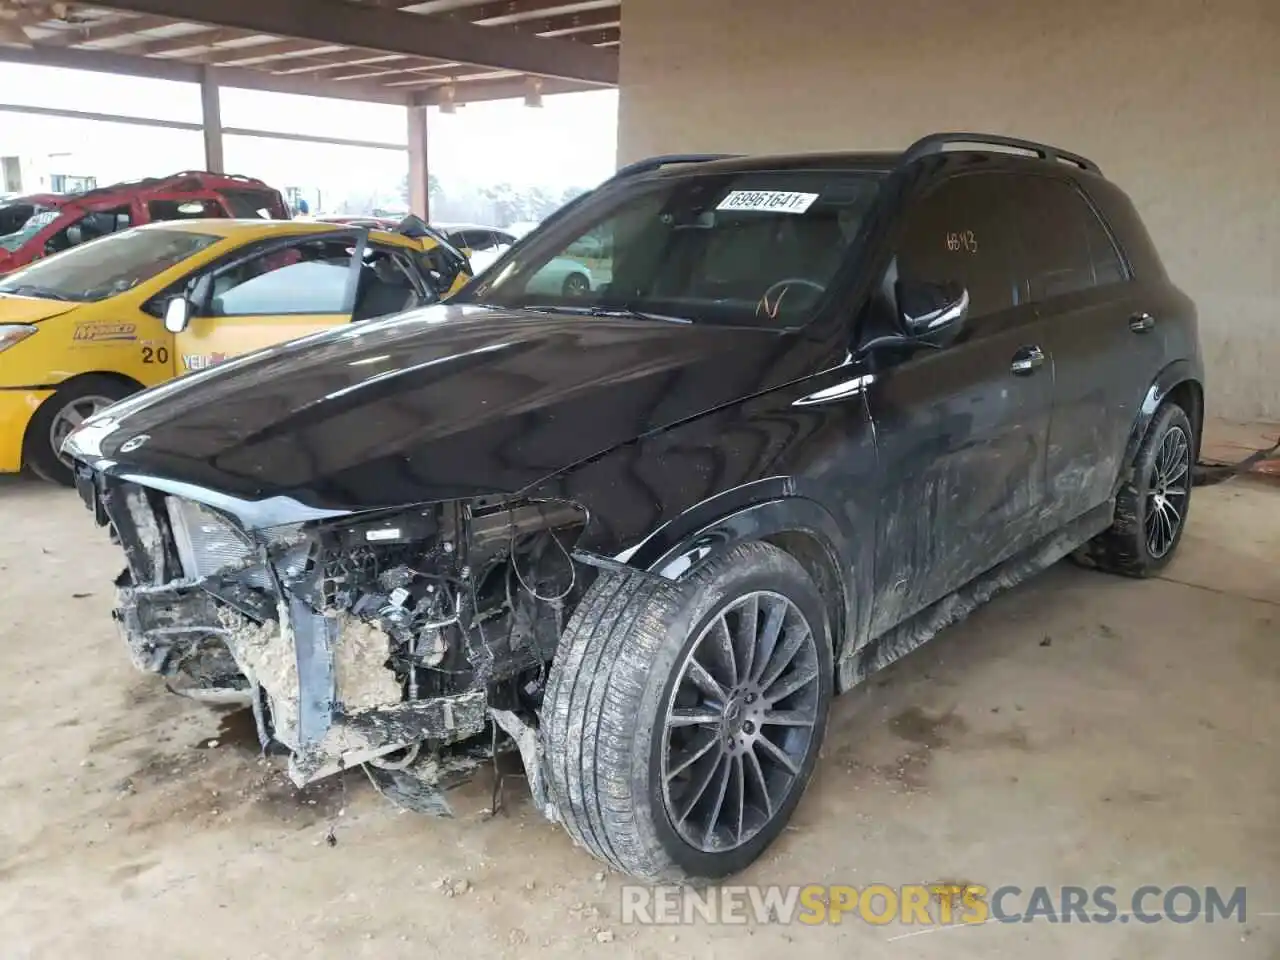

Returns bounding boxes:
[584,486,870,667]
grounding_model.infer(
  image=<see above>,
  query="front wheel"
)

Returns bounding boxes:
[25,376,134,486]
[561,272,589,297]
[542,541,833,882]
[1078,402,1194,576]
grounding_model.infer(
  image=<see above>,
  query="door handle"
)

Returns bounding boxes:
[1011,345,1046,376]
[1129,312,1156,333]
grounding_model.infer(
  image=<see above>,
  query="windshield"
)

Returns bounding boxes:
[0,227,220,302]
[0,206,57,253]
[464,169,884,327]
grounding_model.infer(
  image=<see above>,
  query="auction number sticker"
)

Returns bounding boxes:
[716,190,820,214]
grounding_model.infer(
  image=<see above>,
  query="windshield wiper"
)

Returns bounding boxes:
[515,303,690,324]
[0,284,72,301]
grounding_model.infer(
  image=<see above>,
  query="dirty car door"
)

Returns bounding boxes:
[1011,175,1163,522]
[174,230,365,372]
[865,173,1052,636]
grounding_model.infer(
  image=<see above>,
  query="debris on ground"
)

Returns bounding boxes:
[433,876,472,897]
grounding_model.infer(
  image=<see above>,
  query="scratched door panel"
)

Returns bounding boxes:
[865,306,1052,635]
[1008,174,1152,519]
[863,171,1051,637]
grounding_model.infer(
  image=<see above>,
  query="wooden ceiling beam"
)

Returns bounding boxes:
[38,11,172,44]
[91,0,618,82]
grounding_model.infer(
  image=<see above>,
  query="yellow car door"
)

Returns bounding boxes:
[168,230,366,373]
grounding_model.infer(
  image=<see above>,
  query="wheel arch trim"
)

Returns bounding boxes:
[621,488,860,663]
[20,370,146,464]
[1116,361,1203,495]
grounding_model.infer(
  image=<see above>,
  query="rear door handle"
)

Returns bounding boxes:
[1011,345,1046,376]
[1129,312,1156,333]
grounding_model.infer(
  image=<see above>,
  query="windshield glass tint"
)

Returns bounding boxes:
[0,228,220,302]
[467,169,884,326]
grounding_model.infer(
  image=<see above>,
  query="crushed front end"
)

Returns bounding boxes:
[79,470,585,814]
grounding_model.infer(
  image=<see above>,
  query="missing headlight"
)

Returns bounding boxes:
[165,498,256,580]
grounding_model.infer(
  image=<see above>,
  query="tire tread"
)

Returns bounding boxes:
[543,541,827,882]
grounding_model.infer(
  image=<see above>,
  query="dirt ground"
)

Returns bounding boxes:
[0,475,1276,959]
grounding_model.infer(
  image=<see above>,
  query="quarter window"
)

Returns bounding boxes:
[895,175,1022,319]
[1081,202,1126,287]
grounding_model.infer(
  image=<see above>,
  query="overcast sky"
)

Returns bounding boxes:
[0,62,619,202]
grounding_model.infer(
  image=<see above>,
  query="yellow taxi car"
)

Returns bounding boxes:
[0,218,471,484]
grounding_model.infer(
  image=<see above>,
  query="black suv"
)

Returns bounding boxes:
[66,133,1202,883]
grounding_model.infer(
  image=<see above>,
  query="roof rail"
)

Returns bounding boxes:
[612,153,739,180]
[901,132,1101,174]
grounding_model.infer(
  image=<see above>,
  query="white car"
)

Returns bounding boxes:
[433,223,516,274]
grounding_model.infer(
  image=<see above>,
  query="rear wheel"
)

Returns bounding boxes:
[1078,402,1193,577]
[25,376,134,486]
[542,541,833,882]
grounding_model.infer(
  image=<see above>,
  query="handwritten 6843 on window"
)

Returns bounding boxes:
[946,230,978,253]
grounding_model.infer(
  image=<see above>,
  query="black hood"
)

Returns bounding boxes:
[70,304,806,520]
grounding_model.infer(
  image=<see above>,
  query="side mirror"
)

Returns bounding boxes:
[897,278,969,338]
[163,296,191,334]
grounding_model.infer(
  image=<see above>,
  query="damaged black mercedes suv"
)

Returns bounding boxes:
[65,133,1203,883]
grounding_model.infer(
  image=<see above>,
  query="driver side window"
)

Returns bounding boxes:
[45,205,135,255]
[207,239,352,317]
[895,175,1022,321]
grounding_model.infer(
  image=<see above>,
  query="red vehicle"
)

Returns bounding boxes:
[0,171,289,273]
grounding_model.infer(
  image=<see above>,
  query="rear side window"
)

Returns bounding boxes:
[1012,176,1126,300]
[220,188,286,219]
[896,174,1022,319]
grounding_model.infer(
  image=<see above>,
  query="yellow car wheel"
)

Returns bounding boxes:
[25,376,136,487]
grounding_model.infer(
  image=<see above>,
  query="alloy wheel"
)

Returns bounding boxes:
[49,395,114,468]
[1145,424,1190,558]
[661,591,821,853]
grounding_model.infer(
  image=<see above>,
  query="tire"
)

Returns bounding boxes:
[25,376,135,486]
[1078,402,1194,577]
[561,272,589,297]
[542,541,833,883]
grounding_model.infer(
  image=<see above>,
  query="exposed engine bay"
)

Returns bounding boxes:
[88,475,590,816]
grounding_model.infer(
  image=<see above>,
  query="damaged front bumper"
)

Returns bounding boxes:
[84,471,584,797]
[114,566,489,785]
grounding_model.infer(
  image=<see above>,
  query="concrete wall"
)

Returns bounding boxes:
[618,0,1280,421]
